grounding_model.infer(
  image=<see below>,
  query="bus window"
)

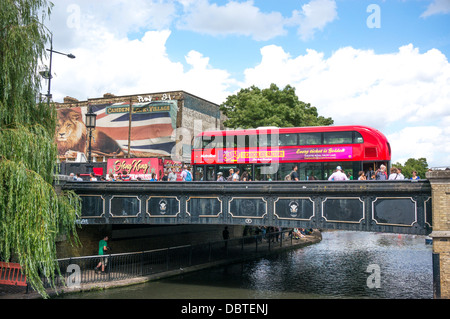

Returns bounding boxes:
[236,134,247,149]
[201,135,213,148]
[255,164,277,181]
[299,133,322,145]
[277,163,296,181]
[299,163,322,180]
[248,134,258,148]
[240,164,253,181]
[194,165,204,181]
[258,134,272,147]
[218,165,238,181]
[354,132,364,143]
[203,135,224,149]
[206,166,215,181]
[225,134,236,148]
[323,131,353,144]
[193,137,202,149]
[279,133,298,146]
[213,135,224,148]
[324,163,353,180]
[254,165,264,181]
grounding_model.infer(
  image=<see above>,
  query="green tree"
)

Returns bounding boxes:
[392,158,428,179]
[220,83,333,129]
[0,0,80,298]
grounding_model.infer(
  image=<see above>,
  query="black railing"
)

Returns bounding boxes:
[52,230,301,288]
[61,179,432,235]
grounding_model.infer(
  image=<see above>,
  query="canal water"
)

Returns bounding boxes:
[58,231,433,299]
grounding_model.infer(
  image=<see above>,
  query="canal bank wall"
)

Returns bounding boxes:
[1,230,322,299]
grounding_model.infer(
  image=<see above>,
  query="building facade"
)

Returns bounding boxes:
[56,90,223,164]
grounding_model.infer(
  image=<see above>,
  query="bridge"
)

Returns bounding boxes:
[61,179,432,236]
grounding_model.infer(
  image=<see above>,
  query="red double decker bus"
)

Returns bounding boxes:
[191,125,391,181]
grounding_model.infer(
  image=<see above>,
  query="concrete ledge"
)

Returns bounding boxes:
[426,170,450,182]
[430,231,450,238]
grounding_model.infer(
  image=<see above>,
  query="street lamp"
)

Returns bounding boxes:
[41,34,76,106]
[85,105,97,165]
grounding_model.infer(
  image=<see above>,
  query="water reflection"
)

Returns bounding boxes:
[57,231,433,299]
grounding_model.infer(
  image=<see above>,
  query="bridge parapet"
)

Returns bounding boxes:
[61,180,432,236]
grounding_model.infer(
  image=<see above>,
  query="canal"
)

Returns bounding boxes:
[57,230,433,299]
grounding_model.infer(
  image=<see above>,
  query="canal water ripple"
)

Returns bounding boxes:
[58,230,433,299]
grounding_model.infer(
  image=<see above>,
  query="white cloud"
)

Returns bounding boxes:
[177,0,338,41]
[287,0,338,40]
[421,0,450,18]
[42,1,449,167]
[45,28,235,104]
[242,45,326,88]
[243,44,450,127]
[387,126,450,167]
[177,0,286,41]
[242,43,450,166]
[181,50,237,102]
[47,0,178,49]
[43,1,236,104]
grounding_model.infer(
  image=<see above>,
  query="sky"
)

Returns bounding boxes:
[42,0,450,168]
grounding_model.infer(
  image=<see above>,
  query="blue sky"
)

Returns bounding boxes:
[43,0,450,169]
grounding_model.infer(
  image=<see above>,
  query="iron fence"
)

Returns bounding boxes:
[53,230,299,288]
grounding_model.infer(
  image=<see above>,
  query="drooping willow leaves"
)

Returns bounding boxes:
[0,0,81,298]
[0,124,57,184]
[0,159,81,297]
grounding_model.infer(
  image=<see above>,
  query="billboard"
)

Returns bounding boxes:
[56,101,177,159]
[106,158,164,180]
[106,158,183,180]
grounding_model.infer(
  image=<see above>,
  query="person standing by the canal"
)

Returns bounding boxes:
[95,235,109,274]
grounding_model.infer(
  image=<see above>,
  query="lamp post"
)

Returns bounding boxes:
[41,34,75,106]
[85,105,97,166]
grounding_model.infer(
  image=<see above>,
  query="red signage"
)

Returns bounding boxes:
[106,158,164,180]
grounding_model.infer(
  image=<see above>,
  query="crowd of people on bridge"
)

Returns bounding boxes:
[69,164,422,182]
[328,165,421,181]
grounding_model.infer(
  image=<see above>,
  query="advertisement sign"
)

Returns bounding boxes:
[56,101,177,159]
[106,158,164,180]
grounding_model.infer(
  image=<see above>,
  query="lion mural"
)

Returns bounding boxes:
[56,108,124,158]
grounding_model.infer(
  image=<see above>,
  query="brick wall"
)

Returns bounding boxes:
[426,170,450,299]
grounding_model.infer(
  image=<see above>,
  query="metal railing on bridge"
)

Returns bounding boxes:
[48,230,302,289]
[59,179,433,235]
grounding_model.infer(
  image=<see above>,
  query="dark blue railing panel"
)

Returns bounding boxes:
[60,180,432,235]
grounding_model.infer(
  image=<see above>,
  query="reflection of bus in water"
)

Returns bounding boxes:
[191,125,391,181]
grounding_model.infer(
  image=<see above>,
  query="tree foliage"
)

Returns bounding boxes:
[392,158,429,179]
[220,84,334,129]
[0,0,80,298]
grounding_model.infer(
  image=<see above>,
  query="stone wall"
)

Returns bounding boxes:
[176,93,221,162]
